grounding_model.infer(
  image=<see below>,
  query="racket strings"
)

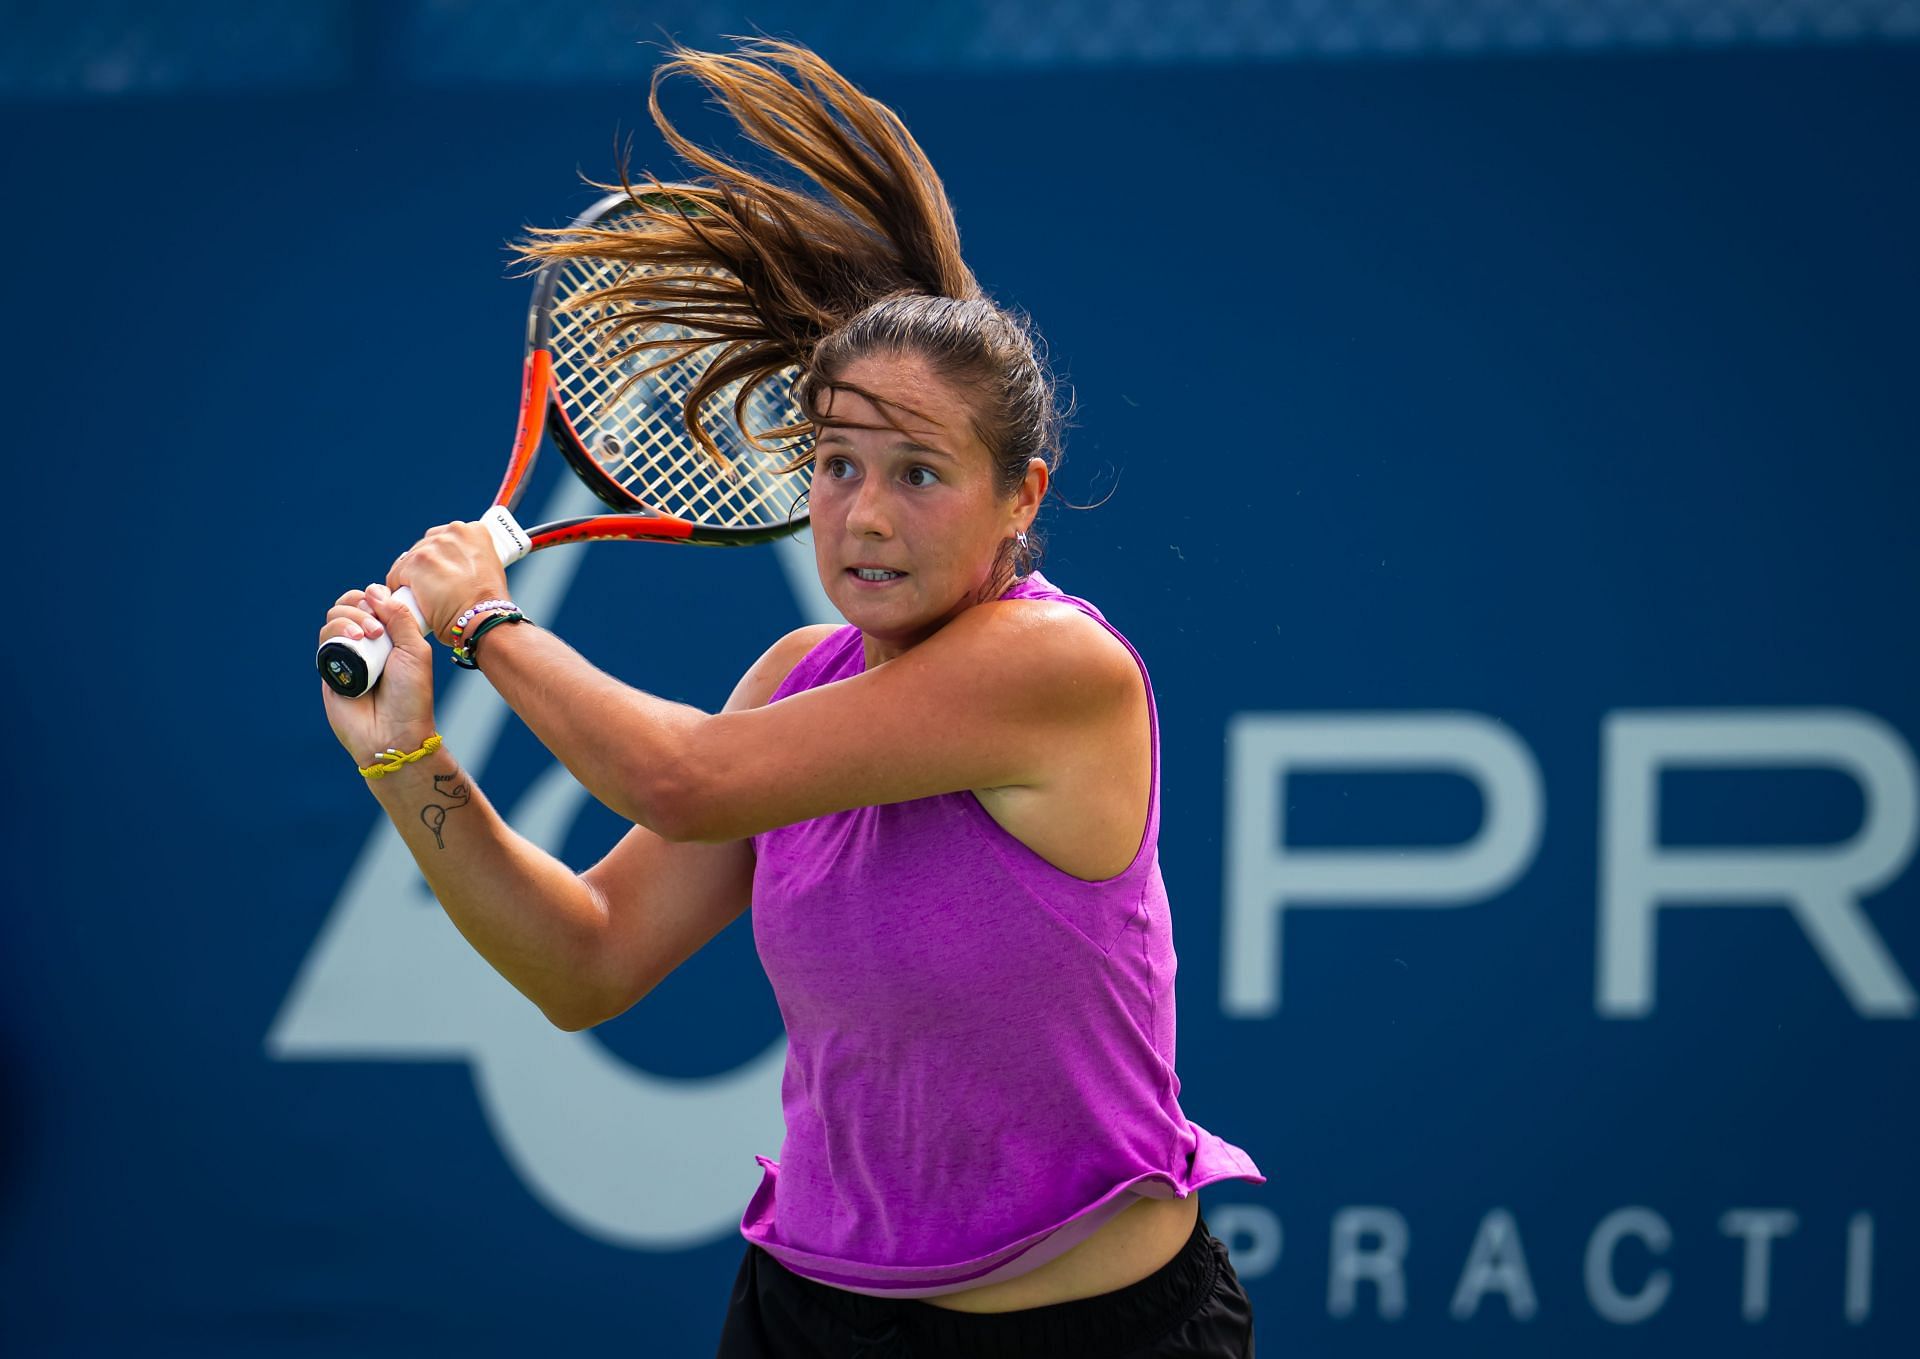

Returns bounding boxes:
[547,255,811,529]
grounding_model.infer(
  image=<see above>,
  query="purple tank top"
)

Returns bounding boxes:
[739,570,1265,1297]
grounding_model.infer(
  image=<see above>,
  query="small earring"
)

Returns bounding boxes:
[1016,530,1029,550]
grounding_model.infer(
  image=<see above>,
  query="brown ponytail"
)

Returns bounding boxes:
[513,37,1065,571]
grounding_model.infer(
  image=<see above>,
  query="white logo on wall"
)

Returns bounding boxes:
[266,479,840,1249]
[1223,710,1918,1017]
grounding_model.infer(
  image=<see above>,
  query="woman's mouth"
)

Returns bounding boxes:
[847,566,907,585]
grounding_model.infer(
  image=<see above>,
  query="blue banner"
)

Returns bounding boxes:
[1,33,1913,1358]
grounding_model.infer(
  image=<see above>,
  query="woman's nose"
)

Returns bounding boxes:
[846,479,891,536]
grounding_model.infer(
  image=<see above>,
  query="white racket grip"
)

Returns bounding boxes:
[314,506,531,699]
[316,586,428,698]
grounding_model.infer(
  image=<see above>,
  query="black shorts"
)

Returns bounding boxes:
[714,1210,1254,1358]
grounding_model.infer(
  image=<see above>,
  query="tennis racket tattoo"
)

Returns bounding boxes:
[317,187,813,698]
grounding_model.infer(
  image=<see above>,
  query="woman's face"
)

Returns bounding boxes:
[808,350,1043,663]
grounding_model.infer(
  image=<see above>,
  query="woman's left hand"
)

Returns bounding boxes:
[386,521,512,644]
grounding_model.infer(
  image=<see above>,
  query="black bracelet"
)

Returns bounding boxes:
[450,609,529,669]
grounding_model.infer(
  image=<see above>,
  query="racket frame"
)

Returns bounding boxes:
[316,184,813,699]
[522,188,810,549]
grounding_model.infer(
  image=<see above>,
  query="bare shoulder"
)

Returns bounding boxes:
[685,605,1140,840]
[929,597,1142,706]
[725,624,843,713]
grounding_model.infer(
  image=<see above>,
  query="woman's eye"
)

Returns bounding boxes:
[905,466,939,487]
[825,456,854,479]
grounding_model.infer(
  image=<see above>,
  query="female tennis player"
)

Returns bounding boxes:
[318,38,1263,1358]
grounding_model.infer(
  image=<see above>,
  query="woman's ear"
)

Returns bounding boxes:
[1014,457,1050,531]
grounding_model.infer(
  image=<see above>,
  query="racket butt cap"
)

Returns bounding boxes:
[317,642,371,698]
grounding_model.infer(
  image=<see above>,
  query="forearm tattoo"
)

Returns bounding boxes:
[420,773,472,850]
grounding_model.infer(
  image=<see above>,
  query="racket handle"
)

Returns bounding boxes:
[317,586,428,699]
[316,507,532,699]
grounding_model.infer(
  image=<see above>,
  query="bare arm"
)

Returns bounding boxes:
[359,749,605,1029]
[568,623,837,1028]
[327,576,830,1031]
[380,519,1141,845]
[475,596,1142,843]
[360,623,832,1031]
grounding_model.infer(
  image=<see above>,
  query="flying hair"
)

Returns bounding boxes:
[511,36,992,474]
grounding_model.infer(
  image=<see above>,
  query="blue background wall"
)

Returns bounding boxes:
[2,3,1915,1354]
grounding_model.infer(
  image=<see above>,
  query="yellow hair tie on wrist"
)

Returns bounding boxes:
[358,734,443,779]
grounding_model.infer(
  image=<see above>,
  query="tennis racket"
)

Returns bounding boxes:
[316,185,813,698]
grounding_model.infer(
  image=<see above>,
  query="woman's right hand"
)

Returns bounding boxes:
[318,583,440,768]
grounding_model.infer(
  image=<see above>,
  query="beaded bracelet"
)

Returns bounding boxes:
[359,733,443,779]
[449,598,518,640]
[450,609,528,669]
